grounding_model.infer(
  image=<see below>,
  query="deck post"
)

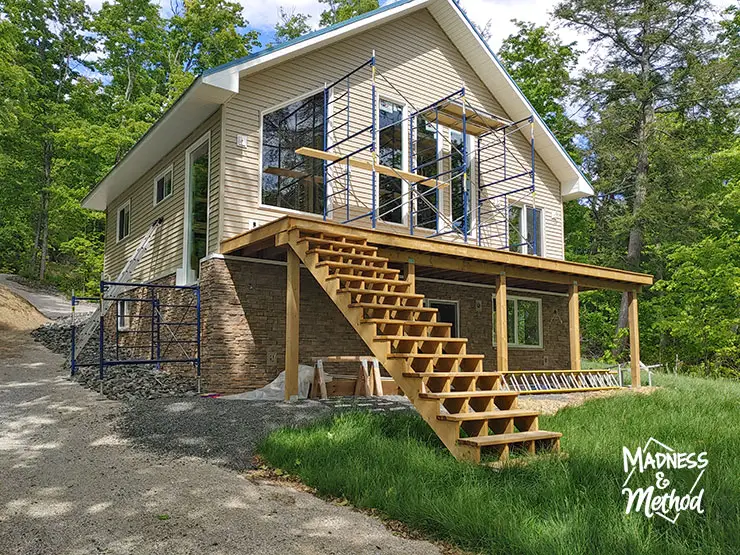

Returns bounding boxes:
[628,289,641,388]
[405,260,415,293]
[568,282,581,371]
[495,273,509,373]
[285,248,300,400]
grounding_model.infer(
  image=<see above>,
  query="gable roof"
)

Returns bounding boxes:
[82,0,593,210]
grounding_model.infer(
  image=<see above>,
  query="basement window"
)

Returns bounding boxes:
[116,200,130,242]
[492,295,542,348]
[154,166,173,205]
[116,300,131,331]
[261,92,325,215]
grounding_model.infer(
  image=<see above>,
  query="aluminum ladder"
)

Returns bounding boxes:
[73,217,164,356]
[501,369,620,394]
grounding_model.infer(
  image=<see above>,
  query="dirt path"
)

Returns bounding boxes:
[0,332,440,555]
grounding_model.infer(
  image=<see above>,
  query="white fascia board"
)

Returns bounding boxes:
[428,0,594,201]
[83,80,234,211]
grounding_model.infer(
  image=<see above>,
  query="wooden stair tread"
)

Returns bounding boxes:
[388,353,484,359]
[339,288,424,299]
[350,303,437,312]
[419,390,517,399]
[457,430,562,447]
[298,237,374,251]
[308,248,388,262]
[376,336,467,342]
[327,276,409,286]
[291,228,367,242]
[318,261,400,274]
[362,318,452,327]
[403,371,502,378]
[438,409,539,421]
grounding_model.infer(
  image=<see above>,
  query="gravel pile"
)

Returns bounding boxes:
[32,316,199,401]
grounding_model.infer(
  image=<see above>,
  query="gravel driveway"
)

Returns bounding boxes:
[0,332,439,555]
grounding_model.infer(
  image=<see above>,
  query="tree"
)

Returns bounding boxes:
[318,0,378,27]
[166,0,260,99]
[274,7,311,44]
[497,20,580,151]
[0,0,94,280]
[554,0,738,342]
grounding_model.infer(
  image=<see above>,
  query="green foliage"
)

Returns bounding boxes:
[318,0,379,27]
[260,374,740,553]
[273,7,312,44]
[497,21,580,154]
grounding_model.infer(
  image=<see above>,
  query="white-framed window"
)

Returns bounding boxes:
[116,200,131,242]
[153,165,173,205]
[378,98,407,224]
[260,91,325,215]
[509,205,543,256]
[423,299,460,337]
[492,294,543,348]
[116,300,131,331]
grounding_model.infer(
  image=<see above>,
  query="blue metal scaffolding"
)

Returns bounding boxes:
[299,54,538,252]
[71,280,201,391]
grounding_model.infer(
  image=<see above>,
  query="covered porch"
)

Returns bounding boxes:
[220,214,653,399]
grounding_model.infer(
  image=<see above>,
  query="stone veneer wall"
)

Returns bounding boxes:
[198,256,572,394]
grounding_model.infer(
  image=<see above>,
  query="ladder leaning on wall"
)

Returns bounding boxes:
[73,217,164,357]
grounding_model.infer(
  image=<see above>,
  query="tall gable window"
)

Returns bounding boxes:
[116,200,130,242]
[154,166,173,205]
[262,92,325,215]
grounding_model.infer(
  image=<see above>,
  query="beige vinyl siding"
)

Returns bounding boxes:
[104,110,221,280]
[221,9,565,259]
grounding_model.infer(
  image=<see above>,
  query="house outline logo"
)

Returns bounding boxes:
[621,437,708,523]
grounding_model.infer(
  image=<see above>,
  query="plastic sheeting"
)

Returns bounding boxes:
[223,365,316,400]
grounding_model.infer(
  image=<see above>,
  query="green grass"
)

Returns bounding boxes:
[259,373,740,554]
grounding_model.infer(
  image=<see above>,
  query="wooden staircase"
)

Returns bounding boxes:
[283,227,562,463]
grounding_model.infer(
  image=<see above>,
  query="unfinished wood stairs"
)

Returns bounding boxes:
[282,226,562,463]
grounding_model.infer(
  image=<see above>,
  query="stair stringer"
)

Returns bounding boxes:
[285,236,479,462]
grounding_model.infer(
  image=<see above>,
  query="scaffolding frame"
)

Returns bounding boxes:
[294,55,538,251]
[71,280,202,392]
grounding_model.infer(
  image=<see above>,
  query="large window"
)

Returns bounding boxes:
[449,130,469,227]
[509,205,543,256]
[415,115,440,229]
[378,99,405,224]
[186,137,209,281]
[262,92,325,215]
[492,295,542,348]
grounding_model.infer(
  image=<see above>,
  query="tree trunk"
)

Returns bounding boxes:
[38,140,52,281]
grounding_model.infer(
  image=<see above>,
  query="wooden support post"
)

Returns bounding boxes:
[405,260,415,293]
[495,273,509,373]
[568,282,581,371]
[285,248,300,400]
[628,289,641,388]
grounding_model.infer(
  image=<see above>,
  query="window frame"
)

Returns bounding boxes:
[181,131,211,285]
[509,203,545,256]
[258,87,326,217]
[423,298,460,337]
[116,300,131,331]
[153,164,174,206]
[116,200,131,243]
[376,96,409,226]
[491,294,543,349]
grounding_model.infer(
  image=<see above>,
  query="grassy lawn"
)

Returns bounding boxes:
[259,373,740,554]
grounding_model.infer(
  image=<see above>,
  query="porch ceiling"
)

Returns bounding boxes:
[220,215,653,292]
